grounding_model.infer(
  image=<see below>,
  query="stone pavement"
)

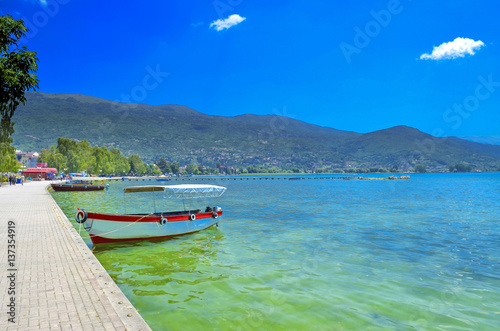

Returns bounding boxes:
[0,181,151,330]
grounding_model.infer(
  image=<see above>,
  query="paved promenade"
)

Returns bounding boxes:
[0,181,151,330]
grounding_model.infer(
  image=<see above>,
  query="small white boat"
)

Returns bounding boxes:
[75,184,226,245]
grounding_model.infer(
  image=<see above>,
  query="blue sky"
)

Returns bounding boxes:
[2,0,500,138]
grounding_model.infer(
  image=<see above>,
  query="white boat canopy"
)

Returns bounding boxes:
[123,184,227,199]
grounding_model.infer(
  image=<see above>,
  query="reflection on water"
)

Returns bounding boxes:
[52,173,500,330]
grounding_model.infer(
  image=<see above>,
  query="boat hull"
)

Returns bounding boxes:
[84,211,222,245]
[51,183,105,191]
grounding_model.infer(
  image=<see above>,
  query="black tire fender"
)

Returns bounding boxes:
[75,209,88,223]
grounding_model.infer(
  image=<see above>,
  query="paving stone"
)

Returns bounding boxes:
[0,182,151,330]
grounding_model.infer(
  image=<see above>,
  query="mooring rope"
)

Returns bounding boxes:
[91,212,155,237]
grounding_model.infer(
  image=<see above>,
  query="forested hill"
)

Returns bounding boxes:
[11,92,500,171]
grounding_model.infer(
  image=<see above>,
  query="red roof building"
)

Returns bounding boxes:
[21,168,58,180]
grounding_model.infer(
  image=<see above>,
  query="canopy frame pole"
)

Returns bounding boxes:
[123,193,127,214]
[153,190,156,213]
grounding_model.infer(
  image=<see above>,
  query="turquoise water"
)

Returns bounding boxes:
[52,173,500,330]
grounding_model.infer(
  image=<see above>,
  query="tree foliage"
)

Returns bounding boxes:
[185,164,198,175]
[156,158,181,174]
[157,158,170,173]
[0,15,39,171]
[0,145,18,172]
[414,164,426,173]
[449,163,473,173]
[170,161,180,174]
[128,154,146,175]
[40,138,132,174]
[40,146,66,172]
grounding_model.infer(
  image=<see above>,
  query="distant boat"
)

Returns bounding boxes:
[51,178,107,192]
[75,184,226,245]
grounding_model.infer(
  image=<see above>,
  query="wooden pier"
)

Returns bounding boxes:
[115,175,411,182]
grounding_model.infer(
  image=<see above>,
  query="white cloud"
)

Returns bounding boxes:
[420,37,485,60]
[210,14,246,31]
[39,0,47,5]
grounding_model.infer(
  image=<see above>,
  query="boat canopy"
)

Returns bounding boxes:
[123,184,227,199]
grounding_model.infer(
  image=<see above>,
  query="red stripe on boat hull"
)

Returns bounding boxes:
[88,211,222,223]
[52,184,105,191]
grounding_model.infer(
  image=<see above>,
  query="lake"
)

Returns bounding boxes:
[52,173,500,330]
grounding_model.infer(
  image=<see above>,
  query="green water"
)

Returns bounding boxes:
[52,174,500,330]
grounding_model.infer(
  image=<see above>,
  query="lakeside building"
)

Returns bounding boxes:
[15,150,40,168]
[21,167,58,180]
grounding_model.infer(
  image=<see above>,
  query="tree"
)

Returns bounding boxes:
[109,148,130,175]
[129,154,146,174]
[414,164,426,173]
[146,163,161,175]
[41,138,133,175]
[89,146,111,175]
[157,158,171,173]
[185,164,198,174]
[40,146,67,173]
[0,15,39,171]
[0,149,18,172]
[170,161,180,174]
[454,163,472,172]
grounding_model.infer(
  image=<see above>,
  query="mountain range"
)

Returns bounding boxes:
[11,92,500,171]
[460,136,500,146]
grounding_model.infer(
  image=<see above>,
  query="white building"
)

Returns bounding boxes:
[15,151,40,169]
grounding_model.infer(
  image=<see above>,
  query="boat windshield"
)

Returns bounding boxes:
[123,184,226,199]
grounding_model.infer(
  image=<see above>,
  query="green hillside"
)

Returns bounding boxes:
[11,92,500,171]
[339,126,500,170]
